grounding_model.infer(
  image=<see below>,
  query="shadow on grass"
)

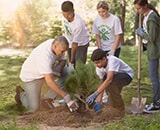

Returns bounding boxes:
[0,103,27,116]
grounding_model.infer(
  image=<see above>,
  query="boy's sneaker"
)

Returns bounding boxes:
[15,86,24,105]
[143,103,160,113]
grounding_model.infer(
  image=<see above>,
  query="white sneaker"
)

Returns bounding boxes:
[143,103,160,113]
[102,92,108,103]
[58,99,66,104]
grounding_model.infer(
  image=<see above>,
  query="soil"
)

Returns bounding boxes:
[17,100,125,129]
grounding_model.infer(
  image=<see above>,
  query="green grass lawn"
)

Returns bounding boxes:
[0,46,160,129]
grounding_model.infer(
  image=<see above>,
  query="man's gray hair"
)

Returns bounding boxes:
[54,36,69,47]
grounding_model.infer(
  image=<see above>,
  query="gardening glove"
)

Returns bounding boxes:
[63,94,79,112]
[68,62,74,72]
[67,100,79,112]
[136,27,144,37]
[108,49,115,56]
[53,64,63,77]
[93,102,101,112]
[86,91,99,105]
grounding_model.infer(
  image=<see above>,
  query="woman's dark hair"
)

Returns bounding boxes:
[134,0,159,16]
[91,49,106,61]
[61,1,74,12]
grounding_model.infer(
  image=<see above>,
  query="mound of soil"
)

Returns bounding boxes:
[17,102,125,129]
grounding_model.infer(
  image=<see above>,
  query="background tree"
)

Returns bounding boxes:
[0,0,159,48]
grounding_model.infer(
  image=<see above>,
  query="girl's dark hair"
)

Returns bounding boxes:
[134,0,159,16]
[61,1,74,12]
[91,49,106,61]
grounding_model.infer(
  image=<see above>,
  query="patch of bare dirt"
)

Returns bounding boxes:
[17,103,124,129]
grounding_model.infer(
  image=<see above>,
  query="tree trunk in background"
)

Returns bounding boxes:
[120,0,126,45]
[12,12,26,49]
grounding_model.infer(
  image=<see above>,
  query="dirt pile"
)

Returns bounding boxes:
[17,103,124,128]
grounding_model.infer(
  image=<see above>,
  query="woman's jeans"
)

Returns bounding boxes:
[148,58,160,106]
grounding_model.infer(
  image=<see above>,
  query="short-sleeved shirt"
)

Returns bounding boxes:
[20,39,66,82]
[63,13,89,48]
[96,55,134,80]
[92,13,123,51]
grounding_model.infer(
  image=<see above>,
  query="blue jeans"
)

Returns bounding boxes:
[20,67,68,112]
[104,73,132,110]
[148,59,160,106]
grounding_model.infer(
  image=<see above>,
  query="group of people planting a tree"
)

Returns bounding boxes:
[15,0,160,114]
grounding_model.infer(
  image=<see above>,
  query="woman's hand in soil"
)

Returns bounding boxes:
[86,91,98,105]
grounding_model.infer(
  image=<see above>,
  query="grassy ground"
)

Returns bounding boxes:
[0,46,160,129]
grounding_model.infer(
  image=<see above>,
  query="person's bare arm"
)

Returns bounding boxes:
[96,34,101,48]
[96,91,103,103]
[97,71,115,94]
[112,34,122,50]
[71,42,78,64]
[44,74,66,98]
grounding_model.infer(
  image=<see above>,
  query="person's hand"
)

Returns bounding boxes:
[108,49,115,56]
[67,100,79,112]
[136,28,144,37]
[63,94,79,112]
[86,91,99,105]
[93,102,101,112]
[68,62,74,71]
[53,64,63,77]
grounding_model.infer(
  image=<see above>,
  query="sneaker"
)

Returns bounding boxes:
[58,99,66,104]
[15,86,24,105]
[102,91,108,103]
[143,103,160,113]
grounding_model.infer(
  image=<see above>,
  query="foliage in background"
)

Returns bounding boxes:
[65,61,101,98]
[120,46,149,85]
[0,0,159,48]
[0,0,62,48]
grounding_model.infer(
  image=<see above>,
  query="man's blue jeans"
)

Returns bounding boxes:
[148,58,160,106]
